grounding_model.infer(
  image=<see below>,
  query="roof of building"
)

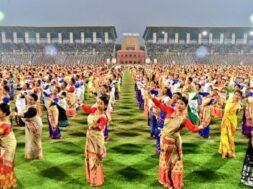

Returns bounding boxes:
[143,26,253,40]
[0,25,117,39]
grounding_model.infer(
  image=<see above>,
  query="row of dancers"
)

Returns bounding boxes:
[1,63,253,188]
[0,64,123,188]
[132,64,253,188]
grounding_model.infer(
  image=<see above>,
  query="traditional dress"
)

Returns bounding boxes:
[143,94,149,118]
[242,97,253,138]
[82,105,107,187]
[219,99,241,158]
[149,106,159,138]
[0,122,17,188]
[15,93,26,127]
[241,130,253,187]
[210,104,223,118]
[9,78,14,100]
[152,98,200,189]
[75,81,81,103]
[34,87,42,117]
[114,80,120,101]
[22,105,43,160]
[198,99,213,138]
[136,81,144,110]
[66,85,76,117]
[104,107,112,140]
[42,83,52,110]
[241,140,253,187]
[79,81,85,102]
[226,87,234,99]
[187,92,200,128]
[156,106,166,154]
[48,102,61,139]
[57,97,68,127]
[154,95,170,154]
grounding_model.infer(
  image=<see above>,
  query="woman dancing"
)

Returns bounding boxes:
[81,94,109,187]
[0,103,17,188]
[150,92,205,189]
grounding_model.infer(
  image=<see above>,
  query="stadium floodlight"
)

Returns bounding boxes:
[250,31,253,36]
[0,11,5,22]
[250,14,253,24]
[202,31,208,36]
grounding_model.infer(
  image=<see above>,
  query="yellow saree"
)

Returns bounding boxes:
[219,99,241,158]
[85,114,106,187]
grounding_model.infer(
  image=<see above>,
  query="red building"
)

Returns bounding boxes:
[116,34,145,64]
[117,50,144,64]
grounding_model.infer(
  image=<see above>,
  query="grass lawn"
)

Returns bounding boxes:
[14,69,249,189]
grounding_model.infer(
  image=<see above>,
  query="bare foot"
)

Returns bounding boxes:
[222,155,227,159]
[231,154,236,159]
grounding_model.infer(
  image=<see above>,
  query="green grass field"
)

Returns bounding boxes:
[13,70,250,189]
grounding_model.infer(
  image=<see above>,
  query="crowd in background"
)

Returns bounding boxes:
[132,64,253,188]
[0,63,123,188]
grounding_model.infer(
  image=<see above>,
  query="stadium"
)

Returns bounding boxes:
[0,1,252,189]
[1,26,253,65]
[0,26,117,64]
[143,26,253,65]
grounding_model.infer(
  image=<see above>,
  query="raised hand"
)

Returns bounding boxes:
[198,124,204,130]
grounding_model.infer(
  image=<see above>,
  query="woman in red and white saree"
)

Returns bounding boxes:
[17,93,43,160]
[152,95,204,189]
[81,94,109,187]
[0,103,17,188]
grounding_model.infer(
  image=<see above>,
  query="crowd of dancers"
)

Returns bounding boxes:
[133,64,253,188]
[0,63,252,188]
[0,64,123,188]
